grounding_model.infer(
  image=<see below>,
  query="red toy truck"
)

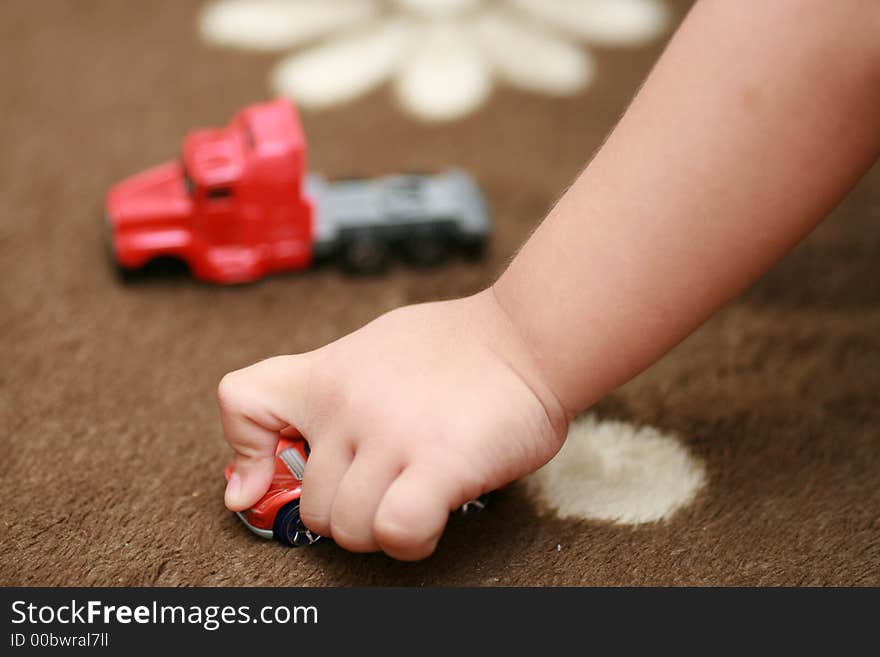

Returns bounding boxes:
[106,99,490,283]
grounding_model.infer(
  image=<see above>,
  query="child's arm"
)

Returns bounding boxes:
[495,0,880,413]
[218,0,880,560]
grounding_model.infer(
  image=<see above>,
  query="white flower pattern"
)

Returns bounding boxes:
[200,0,670,122]
[525,415,706,525]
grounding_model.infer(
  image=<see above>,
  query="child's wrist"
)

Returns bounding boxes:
[469,287,571,441]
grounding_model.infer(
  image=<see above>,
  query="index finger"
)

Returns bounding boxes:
[217,355,310,511]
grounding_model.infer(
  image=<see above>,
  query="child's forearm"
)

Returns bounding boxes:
[493,0,880,415]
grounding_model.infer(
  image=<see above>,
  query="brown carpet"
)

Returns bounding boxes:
[2,0,878,586]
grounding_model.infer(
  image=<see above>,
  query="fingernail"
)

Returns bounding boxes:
[225,472,241,508]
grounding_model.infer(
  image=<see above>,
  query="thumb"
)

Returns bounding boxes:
[217,355,309,511]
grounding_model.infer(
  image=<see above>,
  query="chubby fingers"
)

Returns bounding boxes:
[374,465,475,561]
[303,440,478,559]
[328,448,404,553]
[298,437,355,536]
[217,355,309,511]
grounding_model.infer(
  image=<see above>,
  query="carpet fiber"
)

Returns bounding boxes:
[2,0,878,586]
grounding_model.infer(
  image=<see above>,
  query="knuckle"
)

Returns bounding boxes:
[373,508,429,553]
[419,449,484,503]
[216,371,245,410]
[330,523,375,553]
[298,503,329,536]
[330,508,376,553]
[308,370,349,421]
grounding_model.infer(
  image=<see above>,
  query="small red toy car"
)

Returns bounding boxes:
[225,434,318,547]
[228,434,490,547]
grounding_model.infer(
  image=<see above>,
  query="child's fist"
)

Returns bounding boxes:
[217,290,568,560]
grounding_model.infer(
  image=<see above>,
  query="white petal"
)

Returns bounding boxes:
[524,415,706,525]
[199,0,378,52]
[395,0,479,17]
[473,10,593,96]
[272,19,411,109]
[512,0,670,47]
[393,22,492,122]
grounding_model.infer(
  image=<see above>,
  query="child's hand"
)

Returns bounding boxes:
[218,290,568,560]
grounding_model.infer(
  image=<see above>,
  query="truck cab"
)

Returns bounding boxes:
[106,99,314,284]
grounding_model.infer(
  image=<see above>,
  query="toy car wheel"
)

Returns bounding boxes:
[401,227,449,267]
[273,501,320,547]
[459,493,491,514]
[341,235,389,274]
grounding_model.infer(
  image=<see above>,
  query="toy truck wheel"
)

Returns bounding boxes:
[273,501,320,547]
[458,235,487,261]
[105,221,141,281]
[341,235,389,274]
[113,256,190,282]
[401,227,449,267]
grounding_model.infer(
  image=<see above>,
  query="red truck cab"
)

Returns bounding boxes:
[106,99,314,284]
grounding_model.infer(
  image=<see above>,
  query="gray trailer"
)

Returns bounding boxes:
[307,169,491,273]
